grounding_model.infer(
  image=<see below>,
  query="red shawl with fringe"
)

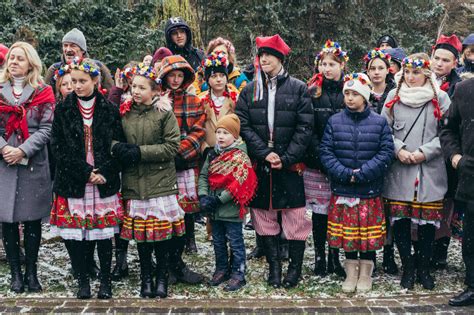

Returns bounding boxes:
[208,148,257,219]
[0,85,55,141]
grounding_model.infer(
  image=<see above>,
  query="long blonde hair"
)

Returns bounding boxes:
[0,41,43,88]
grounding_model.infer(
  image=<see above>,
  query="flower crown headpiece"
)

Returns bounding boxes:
[344,73,372,88]
[315,39,349,64]
[70,57,100,77]
[120,67,135,80]
[133,63,161,84]
[364,48,391,64]
[402,57,431,69]
[53,64,72,82]
[202,51,229,68]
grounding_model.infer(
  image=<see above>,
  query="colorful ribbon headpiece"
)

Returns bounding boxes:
[364,48,391,64]
[315,39,349,64]
[202,51,229,69]
[133,63,161,84]
[53,63,72,83]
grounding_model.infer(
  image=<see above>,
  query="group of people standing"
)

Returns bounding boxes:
[1,16,474,307]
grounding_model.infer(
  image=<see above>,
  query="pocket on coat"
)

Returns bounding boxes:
[393,120,406,131]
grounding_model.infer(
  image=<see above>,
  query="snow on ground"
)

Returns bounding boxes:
[0,223,466,299]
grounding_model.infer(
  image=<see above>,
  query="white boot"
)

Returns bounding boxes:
[356,259,374,292]
[341,259,359,293]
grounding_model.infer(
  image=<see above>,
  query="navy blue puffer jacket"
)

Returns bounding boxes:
[320,105,394,198]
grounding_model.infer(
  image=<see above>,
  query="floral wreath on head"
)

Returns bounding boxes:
[344,73,373,88]
[315,39,349,64]
[202,51,229,69]
[133,63,161,84]
[364,48,391,64]
[401,57,431,69]
[120,67,135,80]
[53,63,72,83]
[70,57,100,77]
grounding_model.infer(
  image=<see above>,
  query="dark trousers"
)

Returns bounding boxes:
[211,220,246,280]
[463,202,474,288]
[345,251,376,261]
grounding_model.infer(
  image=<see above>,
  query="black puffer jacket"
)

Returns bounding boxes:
[51,91,125,198]
[236,71,313,210]
[304,78,344,170]
[164,17,205,71]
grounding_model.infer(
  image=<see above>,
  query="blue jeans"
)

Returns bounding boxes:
[211,220,246,280]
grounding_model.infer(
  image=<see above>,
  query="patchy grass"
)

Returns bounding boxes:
[0,224,466,299]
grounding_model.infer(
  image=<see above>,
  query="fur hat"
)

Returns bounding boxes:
[343,73,372,102]
[62,28,87,52]
[216,114,240,139]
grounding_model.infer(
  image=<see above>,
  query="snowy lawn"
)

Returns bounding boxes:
[0,223,466,299]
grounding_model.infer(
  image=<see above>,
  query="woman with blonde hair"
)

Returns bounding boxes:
[382,53,451,290]
[0,41,55,293]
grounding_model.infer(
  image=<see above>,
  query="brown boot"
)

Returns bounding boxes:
[341,259,359,293]
[356,260,374,293]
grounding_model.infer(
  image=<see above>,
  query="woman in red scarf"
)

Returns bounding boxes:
[0,42,55,294]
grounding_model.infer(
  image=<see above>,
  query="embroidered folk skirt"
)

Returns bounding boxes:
[327,195,386,252]
[303,168,331,215]
[120,195,186,242]
[384,199,443,227]
[177,168,200,213]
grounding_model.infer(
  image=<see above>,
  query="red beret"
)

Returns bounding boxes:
[256,34,291,60]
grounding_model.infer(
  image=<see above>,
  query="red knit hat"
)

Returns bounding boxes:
[256,34,291,60]
[434,34,462,59]
[0,44,9,66]
[152,47,173,65]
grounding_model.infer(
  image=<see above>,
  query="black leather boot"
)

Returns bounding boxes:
[261,236,281,288]
[97,239,113,299]
[2,222,24,293]
[279,237,289,261]
[137,242,155,298]
[86,241,100,279]
[382,244,399,275]
[283,240,306,288]
[23,220,42,292]
[312,213,328,277]
[64,240,78,279]
[431,236,450,270]
[71,240,91,299]
[248,233,265,260]
[449,288,474,306]
[184,214,198,254]
[400,255,416,290]
[169,236,204,284]
[112,234,129,281]
[327,249,346,277]
[417,224,435,290]
[155,240,170,298]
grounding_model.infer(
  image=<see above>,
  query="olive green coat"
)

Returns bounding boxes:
[121,100,180,200]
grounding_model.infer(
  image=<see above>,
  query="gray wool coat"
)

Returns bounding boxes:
[0,82,54,223]
[381,89,451,203]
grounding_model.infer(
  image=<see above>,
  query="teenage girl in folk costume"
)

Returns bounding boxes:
[320,73,394,293]
[114,64,183,298]
[305,39,348,278]
[364,48,399,275]
[0,42,55,294]
[381,53,451,291]
[50,58,125,300]
[157,55,206,284]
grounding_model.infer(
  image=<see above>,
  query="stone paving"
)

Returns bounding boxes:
[1,293,474,313]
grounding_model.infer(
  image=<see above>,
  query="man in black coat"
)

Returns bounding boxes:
[164,17,204,72]
[440,78,474,306]
[236,34,313,289]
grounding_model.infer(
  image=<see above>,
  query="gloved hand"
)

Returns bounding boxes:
[174,155,188,170]
[112,143,141,168]
[199,195,221,213]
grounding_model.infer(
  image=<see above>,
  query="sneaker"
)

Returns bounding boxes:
[224,278,246,291]
[208,271,230,286]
